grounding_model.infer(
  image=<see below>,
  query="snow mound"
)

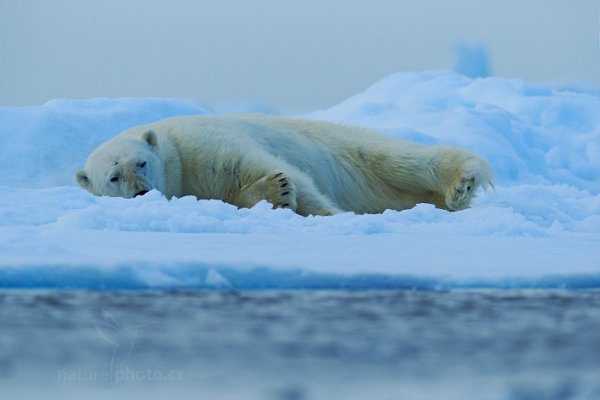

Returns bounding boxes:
[310,71,600,193]
[0,71,598,289]
[0,98,209,188]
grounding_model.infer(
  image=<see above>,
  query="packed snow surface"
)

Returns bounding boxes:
[1,71,598,289]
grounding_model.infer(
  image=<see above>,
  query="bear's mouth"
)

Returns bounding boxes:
[134,190,149,197]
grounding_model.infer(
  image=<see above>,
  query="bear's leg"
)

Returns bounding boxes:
[380,144,493,211]
[293,175,343,216]
[227,170,341,216]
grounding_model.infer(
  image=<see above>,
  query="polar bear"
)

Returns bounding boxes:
[76,114,493,216]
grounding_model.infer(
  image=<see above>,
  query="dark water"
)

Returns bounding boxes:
[1,290,600,400]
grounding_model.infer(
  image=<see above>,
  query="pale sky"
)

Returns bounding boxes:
[1,0,599,112]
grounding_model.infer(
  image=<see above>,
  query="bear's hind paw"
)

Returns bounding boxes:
[443,157,493,211]
[445,174,476,211]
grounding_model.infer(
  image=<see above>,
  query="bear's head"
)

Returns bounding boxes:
[76,130,166,198]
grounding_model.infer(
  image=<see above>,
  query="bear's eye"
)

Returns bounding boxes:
[138,161,146,168]
[110,176,119,183]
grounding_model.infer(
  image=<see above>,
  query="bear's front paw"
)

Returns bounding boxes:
[265,170,297,211]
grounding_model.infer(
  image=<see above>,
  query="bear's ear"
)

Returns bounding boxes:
[142,130,158,149]
[76,170,92,190]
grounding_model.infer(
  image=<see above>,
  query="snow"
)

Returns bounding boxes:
[453,43,491,79]
[1,71,599,289]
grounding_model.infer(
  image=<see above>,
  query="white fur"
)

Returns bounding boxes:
[76,114,493,216]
